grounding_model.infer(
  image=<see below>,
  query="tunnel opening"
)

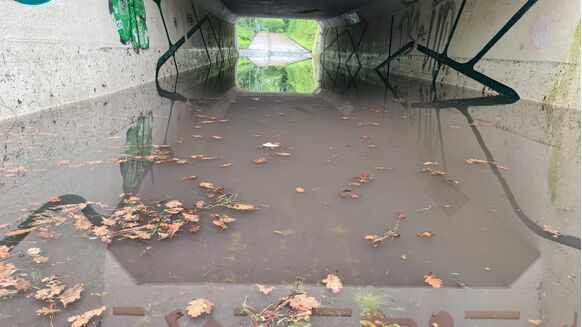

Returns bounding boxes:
[0,0,580,326]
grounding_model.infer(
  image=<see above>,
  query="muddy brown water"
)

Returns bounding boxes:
[0,61,579,326]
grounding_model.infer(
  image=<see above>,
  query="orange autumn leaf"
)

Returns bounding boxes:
[48,197,62,203]
[289,294,320,312]
[60,283,84,307]
[182,211,200,222]
[165,200,182,208]
[253,157,268,165]
[199,182,215,189]
[0,245,10,260]
[186,298,214,318]
[255,283,274,295]
[417,231,434,238]
[465,158,488,164]
[212,215,236,229]
[424,273,442,288]
[528,320,543,326]
[36,304,60,316]
[322,273,343,294]
[68,306,106,327]
[211,135,223,140]
[222,162,232,167]
[275,152,292,157]
[295,187,305,193]
[339,189,360,199]
[226,203,255,211]
[182,175,197,180]
[6,228,33,237]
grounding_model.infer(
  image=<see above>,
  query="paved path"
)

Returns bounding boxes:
[248,32,310,53]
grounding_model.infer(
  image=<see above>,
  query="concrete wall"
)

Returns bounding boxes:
[320,0,581,108]
[0,0,237,121]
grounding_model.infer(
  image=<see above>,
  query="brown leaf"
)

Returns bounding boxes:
[322,273,342,294]
[182,175,198,180]
[424,273,442,288]
[289,294,320,312]
[5,228,33,237]
[543,225,562,238]
[182,211,200,222]
[222,162,232,167]
[275,152,292,157]
[417,231,434,238]
[35,276,65,300]
[419,168,447,176]
[73,215,92,231]
[528,319,543,326]
[199,182,215,189]
[465,158,488,164]
[339,189,360,199]
[212,215,236,229]
[165,200,183,209]
[253,157,268,165]
[186,298,214,318]
[48,197,62,203]
[0,245,10,259]
[255,283,274,295]
[36,303,60,316]
[60,283,84,307]
[226,203,255,211]
[350,172,371,186]
[396,212,406,220]
[68,306,106,327]
[188,225,201,233]
[295,187,305,193]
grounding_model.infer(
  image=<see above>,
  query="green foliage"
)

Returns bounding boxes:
[237,59,316,94]
[353,292,387,315]
[286,19,319,51]
[236,17,318,51]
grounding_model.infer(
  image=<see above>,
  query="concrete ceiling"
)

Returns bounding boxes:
[220,0,374,19]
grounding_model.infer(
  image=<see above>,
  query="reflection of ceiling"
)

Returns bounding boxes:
[220,0,374,18]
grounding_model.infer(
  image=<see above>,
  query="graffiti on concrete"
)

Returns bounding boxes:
[110,0,149,49]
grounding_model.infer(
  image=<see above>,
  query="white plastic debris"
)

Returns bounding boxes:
[261,142,280,149]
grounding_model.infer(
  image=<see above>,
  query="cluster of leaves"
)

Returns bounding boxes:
[340,172,372,199]
[241,292,321,327]
[34,275,85,316]
[0,246,31,297]
[364,212,405,248]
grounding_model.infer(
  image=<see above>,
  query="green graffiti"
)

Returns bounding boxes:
[111,0,149,49]
[120,114,153,194]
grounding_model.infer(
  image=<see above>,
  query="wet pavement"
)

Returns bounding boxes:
[0,58,579,326]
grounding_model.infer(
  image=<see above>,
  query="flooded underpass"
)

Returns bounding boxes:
[1,1,580,326]
[0,55,579,326]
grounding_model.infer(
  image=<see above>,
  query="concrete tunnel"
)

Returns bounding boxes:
[0,0,580,326]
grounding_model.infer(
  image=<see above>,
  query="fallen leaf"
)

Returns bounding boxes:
[212,215,236,229]
[253,157,268,165]
[0,262,15,278]
[6,228,33,237]
[289,294,320,312]
[350,172,371,186]
[226,203,255,211]
[424,273,442,288]
[74,215,93,231]
[61,283,84,307]
[396,212,406,220]
[186,298,214,318]
[199,182,215,189]
[0,246,10,259]
[68,306,106,327]
[542,225,562,238]
[275,152,292,157]
[195,200,206,209]
[36,304,59,316]
[176,159,189,165]
[528,319,543,325]
[182,211,200,222]
[322,273,342,294]
[419,168,447,176]
[255,283,274,295]
[48,197,62,203]
[211,135,223,140]
[465,158,488,164]
[188,225,201,233]
[182,175,197,180]
[295,187,305,193]
[165,200,182,209]
[417,231,434,238]
[222,163,232,167]
[423,162,438,165]
[339,189,360,199]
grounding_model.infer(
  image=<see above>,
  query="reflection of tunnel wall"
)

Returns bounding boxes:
[0,0,238,120]
[319,0,580,107]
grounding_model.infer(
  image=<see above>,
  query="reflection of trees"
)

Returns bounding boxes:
[120,114,153,195]
[237,59,316,93]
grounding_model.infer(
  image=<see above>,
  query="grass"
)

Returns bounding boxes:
[353,291,387,315]
[237,23,256,49]
[236,18,318,52]
[285,19,319,51]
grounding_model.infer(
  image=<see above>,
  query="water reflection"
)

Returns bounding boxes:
[236,58,317,93]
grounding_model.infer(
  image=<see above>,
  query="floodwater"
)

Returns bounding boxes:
[0,58,579,326]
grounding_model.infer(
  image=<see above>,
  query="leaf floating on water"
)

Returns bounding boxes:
[424,273,442,288]
[182,210,200,222]
[419,168,447,176]
[350,172,371,186]
[417,231,434,238]
[211,135,223,140]
[60,283,84,308]
[465,158,509,170]
[199,182,215,189]
[542,225,562,238]
[36,304,59,316]
[165,200,182,209]
[295,187,305,193]
[222,162,232,167]
[6,228,34,237]
[27,247,48,263]
[68,306,106,327]
[253,157,268,165]
[339,189,360,199]
[212,215,236,229]
[182,175,197,180]
[396,212,406,220]
[48,197,62,203]
[275,152,292,157]
[528,319,543,326]
[0,246,10,260]
[255,283,274,295]
[322,273,343,294]
[226,203,255,212]
[186,298,214,318]
[188,225,201,233]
